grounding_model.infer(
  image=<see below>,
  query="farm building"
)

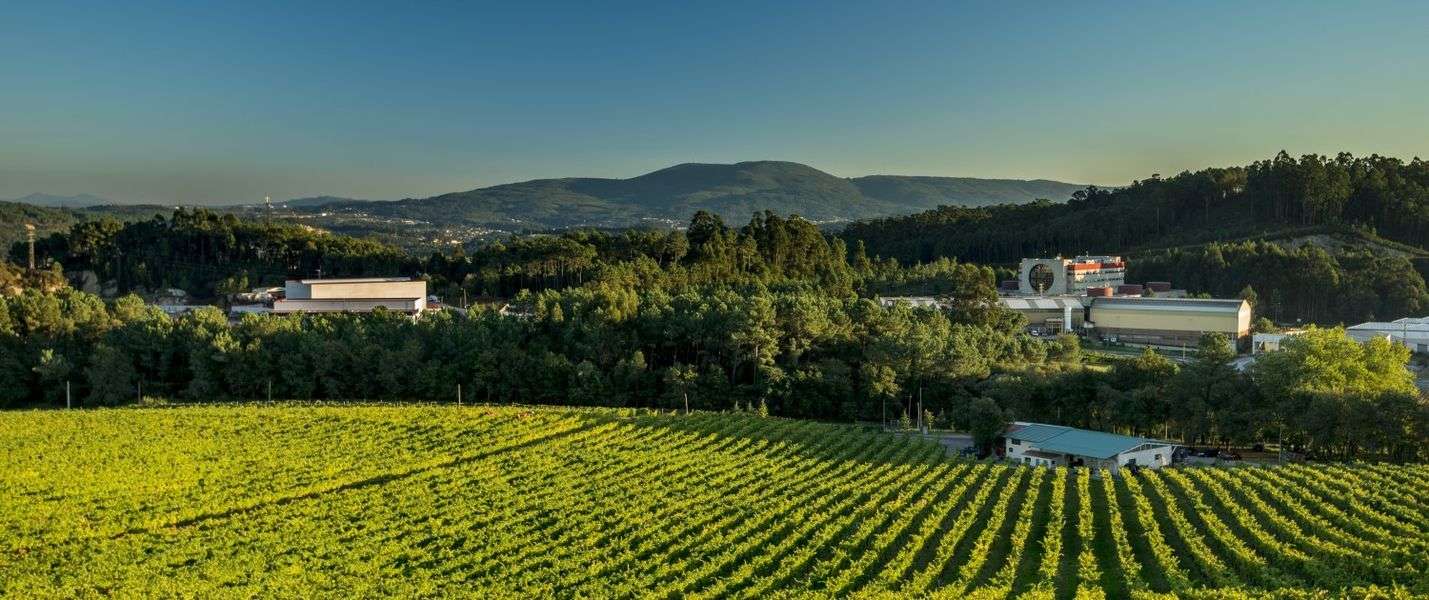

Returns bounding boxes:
[1002,422,1176,474]
[1088,296,1250,349]
[273,277,427,314]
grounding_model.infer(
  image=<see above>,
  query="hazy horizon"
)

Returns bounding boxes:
[4,1,1428,205]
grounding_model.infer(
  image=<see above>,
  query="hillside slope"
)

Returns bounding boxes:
[845,153,1429,265]
[2,405,1421,597]
[315,161,1083,230]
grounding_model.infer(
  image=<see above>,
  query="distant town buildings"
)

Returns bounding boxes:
[273,277,428,315]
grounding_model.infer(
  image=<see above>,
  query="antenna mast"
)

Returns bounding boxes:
[24,223,36,271]
[264,195,273,225]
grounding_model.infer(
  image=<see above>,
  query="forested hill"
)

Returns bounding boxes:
[844,152,1429,265]
[309,161,1084,230]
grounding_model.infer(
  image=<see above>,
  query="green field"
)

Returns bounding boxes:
[1,405,1426,598]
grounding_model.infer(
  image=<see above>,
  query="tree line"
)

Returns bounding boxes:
[980,330,1425,462]
[4,207,1427,461]
[13,208,414,299]
[1129,240,1429,324]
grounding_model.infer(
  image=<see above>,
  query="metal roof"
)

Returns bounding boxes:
[1090,297,1246,313]
[294,277,415,284]
[1350,321,1429,332]
[1005,421,1170,459]
[999,297,1083,311]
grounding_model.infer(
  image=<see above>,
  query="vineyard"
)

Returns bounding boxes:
[1,405,1426,598]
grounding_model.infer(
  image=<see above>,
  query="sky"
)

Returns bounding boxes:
[2,1,1428,205]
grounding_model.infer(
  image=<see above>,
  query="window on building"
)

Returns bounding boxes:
[1010,438,1020,445]
[1023,457,1031,465]
[1154,454,1161,462]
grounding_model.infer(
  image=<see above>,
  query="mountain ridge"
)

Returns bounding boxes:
[3,193,115,208]
[317,160,1086,230]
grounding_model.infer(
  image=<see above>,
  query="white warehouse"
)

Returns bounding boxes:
[273,277,427,314]
[1002,421,1176,474]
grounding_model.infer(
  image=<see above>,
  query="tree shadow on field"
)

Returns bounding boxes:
[109,421,599,540]
[600,411,950,468]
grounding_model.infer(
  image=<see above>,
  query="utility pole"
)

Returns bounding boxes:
[25,223,36,271]
[457,383,462,406]
[918,386,925,434]
[66,380,71,409]
[267,380,272,402]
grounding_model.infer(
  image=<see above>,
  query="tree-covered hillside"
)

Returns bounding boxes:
[844,152,1429,323]
[846,151,1429,264]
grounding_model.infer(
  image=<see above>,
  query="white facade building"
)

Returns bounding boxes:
[273,277,427,314]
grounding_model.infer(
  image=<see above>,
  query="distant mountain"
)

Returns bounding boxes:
[5,193,115,208]
[319,161,1085,230]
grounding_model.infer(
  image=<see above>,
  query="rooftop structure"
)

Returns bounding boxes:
[1002,421,1176,473]
[273,277,427,315]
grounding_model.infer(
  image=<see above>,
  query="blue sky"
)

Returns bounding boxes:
[3,1,1427,204]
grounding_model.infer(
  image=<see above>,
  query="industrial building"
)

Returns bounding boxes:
[273,277,428,314]
[998,297,1084,334]
[1002,421,1176,473]
[1018,255,1125,295]
[1087,297,1251,349]
[1347,318,1429,352]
